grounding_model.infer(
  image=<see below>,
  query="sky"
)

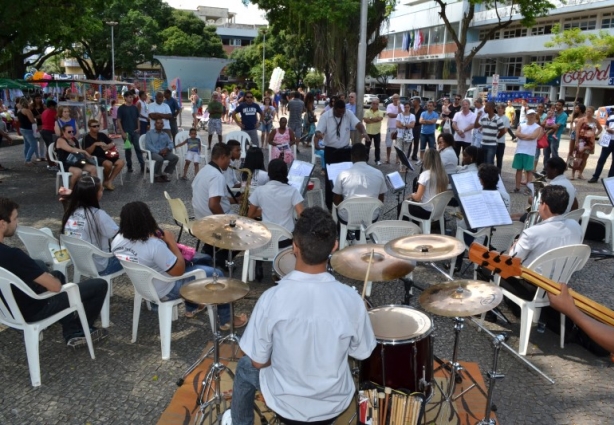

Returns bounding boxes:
[165,0,268,25]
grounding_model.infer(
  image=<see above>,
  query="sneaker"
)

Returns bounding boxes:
[66,328,109,348]
[415,160,422,166]
[588,178,599,183]
[127,167,134,173]
[376,161,381,166]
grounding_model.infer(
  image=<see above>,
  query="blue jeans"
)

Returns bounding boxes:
[21,128,37,162]
[420,133,435,151]
[592,139,614,179]
[99,256,123,276]
[482,144,496,165]
[125,130,144,169]
[231,356,261,425]
[315,149,326,168]
[544,135,560,163]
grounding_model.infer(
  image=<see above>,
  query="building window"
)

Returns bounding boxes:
[531,85,551,99]
[503,57,523,77]
[531,20,556,35]
[563,14,597,30]
[502,27,527,39]
[529,55,554,66]
[229,39,242,46]
[386,35,395,50]
[602,12,614,29]
[479,59,497,77]
[479,28,499,41]
[431,25,445,44]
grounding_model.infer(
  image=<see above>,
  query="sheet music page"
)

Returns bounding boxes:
[289,160,314,177]
[386,172,405,191]
[603,177,614,206]
[327,162,353,184]
[461,194,493,228]
[451,172,482,195]
[288,176,305,193]
[482,191,513,225]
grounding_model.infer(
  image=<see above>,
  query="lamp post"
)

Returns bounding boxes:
[262,28,267,95]
[106,21,118,81]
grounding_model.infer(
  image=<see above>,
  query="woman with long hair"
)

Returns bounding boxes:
[17,98,37,166]
[260,96,276,148]
[302,92,317,146]
[572,105,602,180]
[55,124,98,188]
[62,176,122,276]
[54,105,79,137]
[111,202,246,325]
[406,149,449,220]
[268,117,297,165]
[437,132,458,175]
[568,103,586,154]
[242,147,269,189]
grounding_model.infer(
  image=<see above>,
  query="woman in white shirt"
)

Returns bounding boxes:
[437,133,458,175]
[396,102,416,158]
[242,147,269,190]
[407,149,449,220]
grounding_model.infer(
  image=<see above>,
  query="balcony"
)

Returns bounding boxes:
[472,0,610,23]
[378,42,457,62]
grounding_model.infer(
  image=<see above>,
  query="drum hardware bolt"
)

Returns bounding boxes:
[229,219,236,228]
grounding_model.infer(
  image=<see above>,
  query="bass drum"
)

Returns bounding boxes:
[361,305,433,398]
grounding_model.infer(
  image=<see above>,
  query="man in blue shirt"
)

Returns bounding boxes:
[145,119,178,182]
[163,89,180,142]
[543,99,568,166]
[419,100,439,162]
[232,91,263,147]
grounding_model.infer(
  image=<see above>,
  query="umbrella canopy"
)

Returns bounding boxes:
[0,78,36,89]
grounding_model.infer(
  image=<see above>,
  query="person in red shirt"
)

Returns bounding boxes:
[40,100,58,169]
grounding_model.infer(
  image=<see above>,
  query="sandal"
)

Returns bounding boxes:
[577,175,584,180]
[184,304,206,318]
[219,313,249,331]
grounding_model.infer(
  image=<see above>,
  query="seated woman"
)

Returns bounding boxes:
[82,119,125,191]
[55,124,98,188]
[437,133,458,175]
[111,201,240,322]
[268,117,297,165]
[406,149,449,223]
[456,145,482,173]
[61,176,122,276]
[242,147,269,190]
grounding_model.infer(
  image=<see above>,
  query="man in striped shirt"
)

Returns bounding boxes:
[474,101,505,165]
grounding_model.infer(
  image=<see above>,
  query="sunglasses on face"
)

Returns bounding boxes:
[246,96,253,99]
[90,125,99,128]
[66,130,75,134]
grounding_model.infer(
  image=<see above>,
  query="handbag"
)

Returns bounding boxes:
[391,131,398,140]
[32,123,40,138]
[177,243,196,261]
[537,132,549,149]
[66,152,93,168]
[442,120,452,134]
[105,145,119,159]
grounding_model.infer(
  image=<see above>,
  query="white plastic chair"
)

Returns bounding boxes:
[223,130,251,159]
[335,197,384,249]
[562,208,585,224]
[164,191,201,251]
[242,222,293,282]
[398,190,454,235]
[581,195,614,248]
[139,134,179,184]
[310,134,318,165]
[492,244,590,355]
[60,235,126,329]
[305,177,325,209]
[119,260,215,360]
[0,267,95,387]
[48,143,72,192]
[489,221,525,253]
[16,226,72,280]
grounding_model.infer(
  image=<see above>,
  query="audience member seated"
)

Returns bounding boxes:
[61,176,122,276]
[0,197,108,347]
[145,118,178,183]
[268,117,297,165]
[82,119,125,191]
[224,140,242,194]
[111,201,224,319]
[230,207,376,424]
[456,145,482,174]
[437,133,458,175]
[406,149,449,221]
[55,124,98,188]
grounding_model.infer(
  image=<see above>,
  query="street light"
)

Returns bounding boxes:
[106,21,118,81]
[262,28,267,95]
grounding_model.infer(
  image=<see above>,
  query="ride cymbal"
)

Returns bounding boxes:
[330,244,414,281]
[419,280,503,317]
[384,234,465,262]
[180,277,250,305]
[192,214,272,251]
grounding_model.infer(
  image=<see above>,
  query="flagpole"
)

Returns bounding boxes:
[356,0,368,121]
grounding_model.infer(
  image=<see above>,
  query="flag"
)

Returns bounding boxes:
[414,30,422,50]
[407,30,413,51]
[402,33,408,51]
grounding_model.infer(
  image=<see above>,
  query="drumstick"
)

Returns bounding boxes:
[378,392,385,425]
[361,249,375,300]
[383,387,391,425]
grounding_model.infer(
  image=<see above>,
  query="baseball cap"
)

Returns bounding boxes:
[526,109,537,115]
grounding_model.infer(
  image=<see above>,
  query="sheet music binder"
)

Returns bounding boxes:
[602,177,614,206]
[288,159,315,196]
[450,172,512,229]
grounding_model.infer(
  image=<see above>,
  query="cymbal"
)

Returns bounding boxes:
[330,244,414,281]
[419,280,503,317]
[384,234,465,262]
[179,277,250,305]
[192,214,272,251]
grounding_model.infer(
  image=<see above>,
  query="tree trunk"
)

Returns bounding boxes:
[455,53,469,97]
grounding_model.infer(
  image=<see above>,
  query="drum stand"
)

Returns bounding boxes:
[476,334,506,425]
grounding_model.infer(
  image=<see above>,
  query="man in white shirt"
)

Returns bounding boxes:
[333,143,386,223]
[315,99,370,209]
[230,207,376,424]
[148,91,173,140]
[385,94,403,164]
[545,157,578,213]
[452,100,476,156]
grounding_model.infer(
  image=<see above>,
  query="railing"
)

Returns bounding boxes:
[473,0,607,22]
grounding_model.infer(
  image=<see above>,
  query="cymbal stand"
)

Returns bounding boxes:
[477,334,506,425]
[217,248,241,361]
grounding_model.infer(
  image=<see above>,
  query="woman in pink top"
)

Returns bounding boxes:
[268,117,297,165]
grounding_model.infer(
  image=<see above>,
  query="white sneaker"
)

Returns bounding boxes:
[376,161,381,166]
[221,409,232,425]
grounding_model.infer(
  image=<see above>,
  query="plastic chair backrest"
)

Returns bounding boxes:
[139,134,148,154]
[248,222,293,260]
[175,130,189,147]
[60,234,108,278]
[366,220,422,244]
[119,260,165,303]
[489,221,524,252]
[429,191,454,220]
[164,191,191,229]
[0,267,30,327]
[16,226,57,265]
[562,208,584,223]
[223,131,251,158]
[337,197,384,227]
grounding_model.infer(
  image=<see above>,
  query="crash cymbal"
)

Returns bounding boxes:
[419,280,503,317]
[192,214,272,251]
[384,234,465,262]
[330,244,414,281]
[180,277,250,305]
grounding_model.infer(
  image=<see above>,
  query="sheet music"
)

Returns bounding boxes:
[327,162,353,185]
[451,172,512,228]
[386,172,405,191]
[289,160,314,177]
[603,177,614,206]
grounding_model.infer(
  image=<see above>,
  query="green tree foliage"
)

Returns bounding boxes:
[303,71,325,90]
[523,25,614,102]
[369,63,397,90]
[434,0,556,95]
[159,11,225,58]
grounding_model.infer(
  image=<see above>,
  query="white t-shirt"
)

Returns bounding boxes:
[240,271,376,422]
[249,181,303,233]
[439,146,458,175]
[250,169,270,190]
[417,169,436,211]
[396,113,415,139]
[515,122,541,156]
[138,99,149,122]
[386,103,404,130]
[192,164,231,219]
[315,109,360,149]
[63,207,118,272]
[452,110,476,144]
[333,162,387,221]
[148,101,172,129]
[111,235,178,298]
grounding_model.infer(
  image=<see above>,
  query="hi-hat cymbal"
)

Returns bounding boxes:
[419,280,503,317]
[384,234,465,262]
[192,214,272,251]
[180,277,249,305]
[330,244,414,281]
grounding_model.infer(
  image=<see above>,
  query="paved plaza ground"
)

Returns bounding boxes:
[1,106,613,424]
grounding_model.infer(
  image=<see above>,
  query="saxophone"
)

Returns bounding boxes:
[233,167,252,216]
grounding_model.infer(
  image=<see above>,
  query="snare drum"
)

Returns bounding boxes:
[273,247,296,279]
[361,305,433,397]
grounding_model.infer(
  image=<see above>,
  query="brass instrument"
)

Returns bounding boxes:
[524,173,547,229]
[234,167,252,216]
